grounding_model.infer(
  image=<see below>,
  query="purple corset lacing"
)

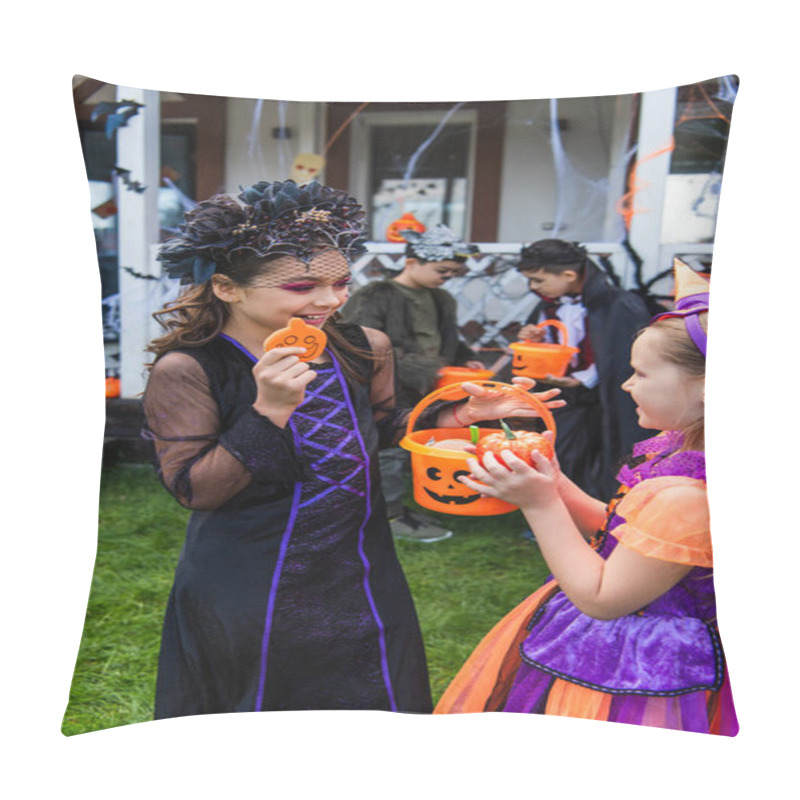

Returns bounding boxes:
[218,334,397,711]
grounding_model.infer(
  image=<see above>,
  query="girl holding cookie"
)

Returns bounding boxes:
[145,180,560,717]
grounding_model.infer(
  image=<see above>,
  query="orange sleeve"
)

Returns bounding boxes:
[612,476,713,568]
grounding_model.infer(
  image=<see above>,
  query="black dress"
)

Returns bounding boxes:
[143,325,432,716]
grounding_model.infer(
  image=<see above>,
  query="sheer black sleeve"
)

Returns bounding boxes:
[142,352,310,510]
[358,326,406,448]
[361,326,449,448]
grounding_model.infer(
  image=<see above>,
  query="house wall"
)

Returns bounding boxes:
[219,95,645,248]
[498,95,632,244]
[223,98,322,192]
[219,93,711,274]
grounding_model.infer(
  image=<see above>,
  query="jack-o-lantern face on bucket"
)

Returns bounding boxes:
[510,341,549,379]
[401,382,554,517]
[510,326,578,379]
[422,464,482,507]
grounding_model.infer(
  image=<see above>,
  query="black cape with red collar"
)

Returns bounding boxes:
[525,260,652,497]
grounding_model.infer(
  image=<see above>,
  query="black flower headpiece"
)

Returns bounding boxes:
[158,180,369,284]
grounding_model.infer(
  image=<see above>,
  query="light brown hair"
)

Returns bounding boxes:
[646,312,708,451]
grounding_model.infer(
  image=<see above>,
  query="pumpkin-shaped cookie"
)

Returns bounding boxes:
[263,317,328,362]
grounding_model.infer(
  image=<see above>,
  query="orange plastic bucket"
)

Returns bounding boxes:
[435,366,494,389]
[510,319,579,379]
[399,380,557,516]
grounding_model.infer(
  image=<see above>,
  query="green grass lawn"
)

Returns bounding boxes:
[61,462,549,735]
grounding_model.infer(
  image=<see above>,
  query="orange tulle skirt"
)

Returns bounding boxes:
[434,580,738,736]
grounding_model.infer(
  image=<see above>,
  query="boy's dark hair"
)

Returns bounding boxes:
[518,239,588,276]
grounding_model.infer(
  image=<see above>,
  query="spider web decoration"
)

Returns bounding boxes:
[122,82,736,362]
[549,97,635,245]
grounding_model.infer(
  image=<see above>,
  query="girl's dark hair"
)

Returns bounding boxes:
[148,250,270,357]
[148,281,227,357]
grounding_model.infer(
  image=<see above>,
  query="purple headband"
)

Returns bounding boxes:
[650,292,709,357]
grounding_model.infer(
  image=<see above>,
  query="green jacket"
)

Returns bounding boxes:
[341,279,475,405]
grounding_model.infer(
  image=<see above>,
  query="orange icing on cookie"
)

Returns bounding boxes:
[263,317,328,362]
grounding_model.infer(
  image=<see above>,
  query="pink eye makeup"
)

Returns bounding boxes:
[280,282,318,292]
[278,277,353,292]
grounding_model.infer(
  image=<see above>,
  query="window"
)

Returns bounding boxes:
[670,77,738,174]
[349,111,476,241]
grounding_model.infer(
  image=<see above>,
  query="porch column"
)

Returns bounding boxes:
[627,86,677,284]
[116,86,161,397]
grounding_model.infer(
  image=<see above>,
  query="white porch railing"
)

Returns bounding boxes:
[103,240,713,376]
[352,241,713,348]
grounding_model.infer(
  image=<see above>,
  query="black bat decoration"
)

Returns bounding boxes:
[91,99,145,138]
[122,266,159,281]
[113,167,147,193]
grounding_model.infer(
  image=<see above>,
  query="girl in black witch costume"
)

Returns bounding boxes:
[144,180,563,717]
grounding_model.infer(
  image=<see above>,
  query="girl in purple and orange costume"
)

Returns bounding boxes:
[144,180,562,718]
[435,259,738,735]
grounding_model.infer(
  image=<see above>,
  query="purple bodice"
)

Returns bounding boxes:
[516,432,724,697]
[255,360,398,711]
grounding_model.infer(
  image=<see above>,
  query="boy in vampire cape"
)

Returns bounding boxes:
[516,239,651,497]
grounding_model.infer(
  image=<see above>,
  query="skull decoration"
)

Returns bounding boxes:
[290,153,326,186]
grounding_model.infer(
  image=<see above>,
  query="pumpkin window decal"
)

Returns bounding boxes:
[385,212,426,243]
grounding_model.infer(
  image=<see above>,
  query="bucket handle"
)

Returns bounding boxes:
[535,318,570,347]
[404,380,557,443]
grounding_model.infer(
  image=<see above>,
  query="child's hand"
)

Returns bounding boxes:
[542,374,582,389]
[539,430,562,478]
[252,346,317,426]
[518,324,545,342]
[459,377,566,423]
[460,449,560,509]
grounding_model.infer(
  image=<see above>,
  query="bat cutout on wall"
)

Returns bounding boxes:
[91,99,145,138]
[113,167,147,193]
[121,266,159,281]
